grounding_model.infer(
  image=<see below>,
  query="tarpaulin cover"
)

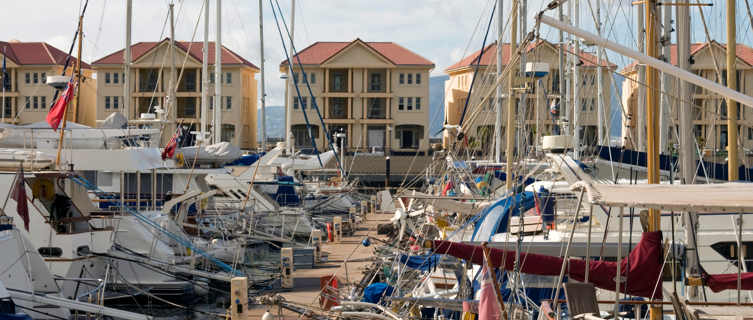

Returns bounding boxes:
[432,231,663,298]
[705,272,753,292]
[362,282,394,304]
[399,254,440,272]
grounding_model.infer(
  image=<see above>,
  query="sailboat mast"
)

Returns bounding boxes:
[494,0,503,163]
[214,0,222,144]
[659,5,672,154]
[259,0,267,151]
[558,4,567,136]
[169,3,175,128]
[645,0,662,317]
[596,0,605,146]
[201,0,209,143]
[57,11,84,167]
[518,0,527,156]
[506,0,518,191]
[637,4,646,151]
[124,0,132,121]
[284,0,295,153]
[572,0,581,160]
[727,0,739,181]
[676,0,700,301]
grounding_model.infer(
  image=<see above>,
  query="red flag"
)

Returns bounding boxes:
[161,127,181,160]
[46,79,76,130]
[11,168,29,231]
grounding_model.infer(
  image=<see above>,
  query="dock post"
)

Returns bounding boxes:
[280,247,294,288]
[230,277,248,320]
[311,230,322,263]
[360,200,367,219]
[370,195,376,214]
[348,207,356,234]
[332,216,342,243]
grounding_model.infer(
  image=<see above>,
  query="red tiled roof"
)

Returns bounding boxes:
[446,40,615,72]
[279,39,434,67]
[621,41,753,73]
[92,38,258,69]
[0,41,91,68]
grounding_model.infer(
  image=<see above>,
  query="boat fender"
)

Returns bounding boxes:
[31,178,55,201]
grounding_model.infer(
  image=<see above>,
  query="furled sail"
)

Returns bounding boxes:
[430,231,663,298]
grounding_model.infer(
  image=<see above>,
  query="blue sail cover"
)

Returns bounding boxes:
[399,254,441,272]
[471,191,537,242]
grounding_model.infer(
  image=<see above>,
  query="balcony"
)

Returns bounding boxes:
[366,98,387,119]
[328,98,347,119]
[367,69,386,93]
[328,69,348,93]
[138,69,160,92]
[177,97,197,118]
[178,69,198,92]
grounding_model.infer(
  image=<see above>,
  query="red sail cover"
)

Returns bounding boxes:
[432,231,663,298]
[705,272,753,292]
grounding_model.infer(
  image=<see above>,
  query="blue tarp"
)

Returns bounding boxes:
[471,191,538,242]
[399,254,440,272]
[362,282,394,305]
[226,153,264,166]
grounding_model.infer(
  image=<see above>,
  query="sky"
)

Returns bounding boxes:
[1,0,750,106]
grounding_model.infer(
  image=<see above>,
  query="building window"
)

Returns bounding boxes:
[221,124,235,142]
[370,73,382,91]
[415,97,421,110]
[292,124,319,148]
[398,97,404,110]
[301,96,308,109]
[329,98,347,119]
[25,97,30,109]
[310,72,316,84]
[105,72,111,84]
[105,96,111,109]
[33,73,38,84]
[415,73,421,84]
[399,73,405,84]
[581,98,587,111]
[395,125,423,149]
[24,73,30,84]
[293,72,299,84]
[113,72,119,84]
[33,96,38,109]
[226,96,232,110]
[113,96,119,109]
[293,97,299,109]
[41,73,46,84]
[407,97,413,111]
[226,72,232,84]
[41,96,46,109]
[749,127,753,140]
[407,73,413,84]
[210,72,215,84]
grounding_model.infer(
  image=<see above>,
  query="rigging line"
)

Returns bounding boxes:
[272,0,344,174]
[270,0,345,172]
[457,1,498,131]
[268,0,322,167]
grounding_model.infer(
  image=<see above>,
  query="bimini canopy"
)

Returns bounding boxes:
[573,181,753,213]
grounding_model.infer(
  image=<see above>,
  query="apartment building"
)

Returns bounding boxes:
[0,40,96,126]
[620,41,753,160]
[92,38,259,149]
[279,39,434,154]
[443,40,615,151]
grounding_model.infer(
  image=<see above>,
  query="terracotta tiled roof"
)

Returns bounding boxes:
[279,39,434,67]
[621,41,753,73]
[0,41,91,68]
[92,38,258,69]
[445,40,615,72]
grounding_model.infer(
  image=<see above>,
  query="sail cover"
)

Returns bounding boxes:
[431,231,663,298]
[704,272,753,292]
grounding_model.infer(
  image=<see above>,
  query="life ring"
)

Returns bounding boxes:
[31,178,55,201]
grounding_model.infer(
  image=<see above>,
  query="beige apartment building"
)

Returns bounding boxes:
[279,39,434,154]
[620,41,753,159]
[92,38,259,149]
[0,40,97,126]
[444,40,616,151]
